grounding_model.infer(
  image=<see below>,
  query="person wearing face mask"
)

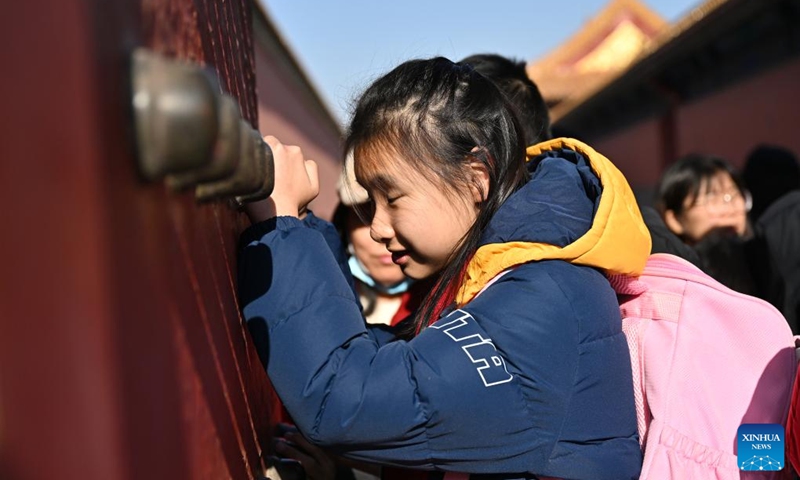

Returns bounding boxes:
[332,153,426,328]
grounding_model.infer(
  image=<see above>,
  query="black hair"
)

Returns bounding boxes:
[743,144,800,221]
[344,57,528,333]
[656,153,747,216]
[458,53,551,146]
[694,227,758,296]
[331,201,354,247]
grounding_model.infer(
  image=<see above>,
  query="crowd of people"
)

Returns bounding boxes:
[236,53,800,480]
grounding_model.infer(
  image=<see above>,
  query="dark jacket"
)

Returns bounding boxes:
[640,206,700,266]
[237,138,648,479]
[749,190,800,333]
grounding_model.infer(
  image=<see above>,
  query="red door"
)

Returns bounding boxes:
[0,1,278,479]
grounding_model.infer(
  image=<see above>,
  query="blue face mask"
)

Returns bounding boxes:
[348,255,413,295]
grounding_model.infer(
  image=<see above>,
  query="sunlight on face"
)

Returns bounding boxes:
[356,152,479,280]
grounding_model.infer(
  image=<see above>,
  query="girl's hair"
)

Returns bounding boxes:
[344,57,528,334]
[656,153,747,215]
[458,53,552,146]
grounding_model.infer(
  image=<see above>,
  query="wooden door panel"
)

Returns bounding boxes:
[135,0,276,476]
[1,0,277,478]
[165,199,271,479]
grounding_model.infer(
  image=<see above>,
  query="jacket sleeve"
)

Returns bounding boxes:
[302,211,357,295]
[237,217,539,471]
[300,211,391,344]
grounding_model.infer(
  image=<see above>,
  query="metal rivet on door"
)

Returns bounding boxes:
[167,94,242,190]
[131,48,219,181]
[131,48,274,204]
[195,119,265,202]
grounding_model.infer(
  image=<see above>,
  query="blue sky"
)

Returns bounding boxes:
[260,0,701,126]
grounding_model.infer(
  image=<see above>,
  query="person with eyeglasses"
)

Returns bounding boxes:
[656,153,751,245]
[654,153,761,297]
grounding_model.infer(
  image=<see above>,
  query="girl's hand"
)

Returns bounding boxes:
[245,136,319,223]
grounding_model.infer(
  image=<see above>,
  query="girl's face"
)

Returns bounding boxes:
[359,155,479,280]
[346,213,407,287]
[667,171,748,243]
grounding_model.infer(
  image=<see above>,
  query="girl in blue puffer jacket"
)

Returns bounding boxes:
[239,57,650,480]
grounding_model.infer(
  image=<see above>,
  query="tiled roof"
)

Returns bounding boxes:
[551,0,732,121]
[527,0,668,106]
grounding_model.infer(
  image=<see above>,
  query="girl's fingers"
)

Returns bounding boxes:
[263,135,281,151]
[297,159,319,217]
[260,135,319,217]
[305,160,319,205]
[304,159,320,198]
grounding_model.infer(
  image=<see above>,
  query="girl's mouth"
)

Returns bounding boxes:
[391,251,410,266]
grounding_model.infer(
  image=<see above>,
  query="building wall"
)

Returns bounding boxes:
[676,56,800,168]
[591,116,663,204]
[2,0,281,478]
[589,57,800,201]
[253,31,343,220]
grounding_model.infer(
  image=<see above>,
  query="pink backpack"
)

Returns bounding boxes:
[609,253,797,479]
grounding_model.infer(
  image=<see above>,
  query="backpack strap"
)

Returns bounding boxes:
[607,271,649,296]
[619,291,683,323]
[609,270,681,323]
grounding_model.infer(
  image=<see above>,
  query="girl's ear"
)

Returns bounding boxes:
[663,209,685,236]
[467,160,490,204]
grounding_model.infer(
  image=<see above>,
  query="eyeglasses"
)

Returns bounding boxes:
[688,189,752,214]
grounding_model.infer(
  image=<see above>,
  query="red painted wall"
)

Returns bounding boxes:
[592,117,663,188]
[676,57,800,168]
[590,57,800,196]
[1,1,284,479]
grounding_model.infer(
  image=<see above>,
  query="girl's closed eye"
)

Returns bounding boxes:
[373,189,402,206]
[355,198,376,223]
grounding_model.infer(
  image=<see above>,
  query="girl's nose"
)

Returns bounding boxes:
[370,207,394,244]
